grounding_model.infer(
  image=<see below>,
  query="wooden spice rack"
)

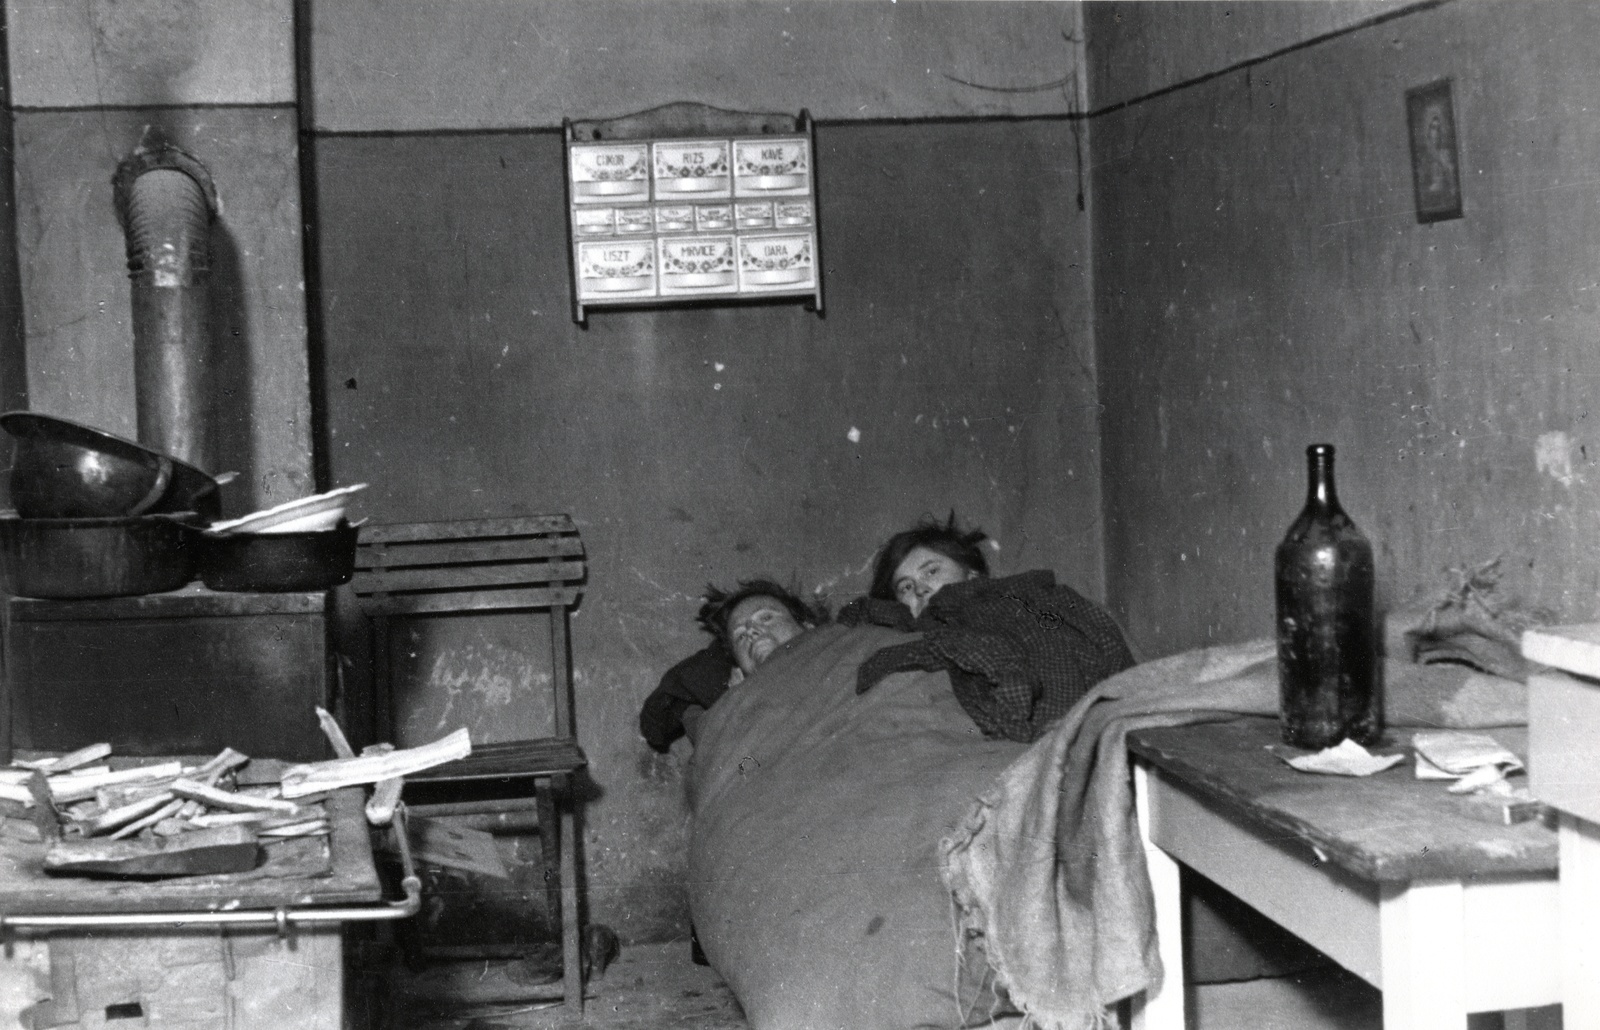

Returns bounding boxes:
[564,101,824,324]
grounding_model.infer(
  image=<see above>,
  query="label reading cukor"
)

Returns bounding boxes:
[569,143,651,204]
[658,236,737,296]
[577,240,656,299]
[737,233,815,292]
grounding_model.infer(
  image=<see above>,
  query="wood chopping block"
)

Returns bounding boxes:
[43,825,261,878]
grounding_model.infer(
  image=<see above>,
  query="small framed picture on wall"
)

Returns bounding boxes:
[1406,78,1463,223]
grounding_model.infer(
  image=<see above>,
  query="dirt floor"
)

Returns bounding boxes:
[373,940,747,1030]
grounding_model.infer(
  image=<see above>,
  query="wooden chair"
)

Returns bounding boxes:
[350,515,588,1016]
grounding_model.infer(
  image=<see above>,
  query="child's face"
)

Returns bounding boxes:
[727,595,806,673]
[893,546,977,618]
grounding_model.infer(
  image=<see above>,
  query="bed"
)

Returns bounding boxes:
[686,619,1529,1030]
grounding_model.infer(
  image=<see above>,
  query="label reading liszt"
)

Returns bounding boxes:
[577,240,656,299]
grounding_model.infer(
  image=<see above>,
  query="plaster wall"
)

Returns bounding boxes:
[1085,0,1414,110]
[1089,0,1600,655]
[314,117,1097,941]
[308,0,1085,131]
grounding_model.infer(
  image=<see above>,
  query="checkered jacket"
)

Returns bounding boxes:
[842,571,1135,743]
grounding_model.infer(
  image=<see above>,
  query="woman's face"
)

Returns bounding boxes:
[727,594,806,674]
[892,545,978,618]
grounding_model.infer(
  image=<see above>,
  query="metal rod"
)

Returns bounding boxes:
[0,806,421,931]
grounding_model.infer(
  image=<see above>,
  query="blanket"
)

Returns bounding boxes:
[688,623,1029,1029]
[939,639,1530,1030]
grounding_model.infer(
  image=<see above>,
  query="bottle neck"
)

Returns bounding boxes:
[1305,444,1340,510]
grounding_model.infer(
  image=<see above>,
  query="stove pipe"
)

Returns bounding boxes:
[113,135,219,473]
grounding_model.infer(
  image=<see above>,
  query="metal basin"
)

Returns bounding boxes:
[198,521,359,593]
[0,513,199,599]
[2,411,219,521]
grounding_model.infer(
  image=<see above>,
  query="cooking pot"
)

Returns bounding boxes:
[0,513,199,599]
[2,411,220,521]
[198,521,359,593]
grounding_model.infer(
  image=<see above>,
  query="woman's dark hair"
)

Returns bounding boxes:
[868,513,990,600]
[697,578,828,648]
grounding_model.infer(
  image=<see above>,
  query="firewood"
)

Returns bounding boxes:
[258,819,329,839]
[14,743,111,774]
[50,763,183,804]
[189,811,271,829]
[190,748,250,786]
[108,798,185,840]
[80,791,175,836]
[279,728,470,798]
[168,778,301,815]
[366,776,404,826]
[0,783,34,807]
[315,707,357,759]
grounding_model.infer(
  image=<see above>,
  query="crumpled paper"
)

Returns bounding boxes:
[1410,729,1524,793]
[1278,738,1408,777]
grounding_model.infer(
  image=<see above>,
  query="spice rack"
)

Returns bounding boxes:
[564,102,823,324]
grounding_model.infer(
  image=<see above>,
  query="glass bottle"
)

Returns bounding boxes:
[1275,443,1380,749]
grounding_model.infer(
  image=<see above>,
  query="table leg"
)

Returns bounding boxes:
[1130,762,1186,1030]
[1560,811,1600,1030]
[1377,879,1467,1030]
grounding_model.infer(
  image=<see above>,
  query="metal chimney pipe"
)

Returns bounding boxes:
[112,134,219,472]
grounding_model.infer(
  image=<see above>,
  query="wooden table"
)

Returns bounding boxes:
[1127,717,1559,1030]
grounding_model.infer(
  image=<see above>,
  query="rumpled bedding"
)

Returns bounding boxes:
[940,639,1530,1030]
[687,623,1029,1029]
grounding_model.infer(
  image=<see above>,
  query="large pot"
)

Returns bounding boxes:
[0,514,199,599]
[2,411,220,521]
[198,522,359,593]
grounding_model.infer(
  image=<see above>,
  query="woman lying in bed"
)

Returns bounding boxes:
[841,513,1136,743]
[684,518,1137,1030]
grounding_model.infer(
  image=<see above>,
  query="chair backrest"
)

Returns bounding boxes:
[352,515,586,740]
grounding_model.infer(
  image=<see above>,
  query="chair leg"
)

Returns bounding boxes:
[558,775,583,1017]
[535,779,562,935]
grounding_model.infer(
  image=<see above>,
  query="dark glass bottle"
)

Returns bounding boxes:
[1275,444,1380,749]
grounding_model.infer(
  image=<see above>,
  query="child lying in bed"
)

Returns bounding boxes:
[638,578,826,752]
[841,513,1136,742]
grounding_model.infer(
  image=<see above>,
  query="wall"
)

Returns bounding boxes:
[308,0,1085,129]
[308,1,1099,943]
[1088,0,1600,656]
[4,0,311,513]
